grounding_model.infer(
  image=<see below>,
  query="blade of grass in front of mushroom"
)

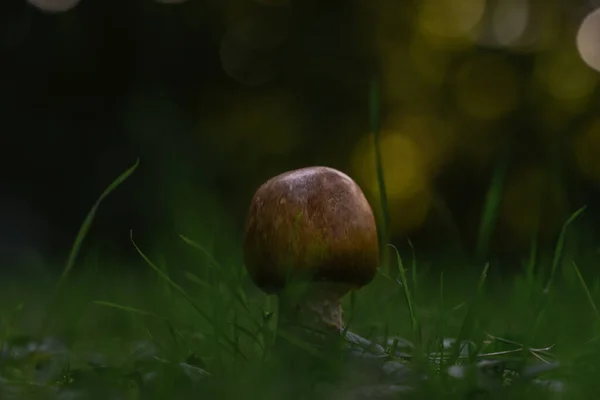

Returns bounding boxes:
[184,267,261,342]
[130,231,248,362]
[227,317,265,353]
[449,262,489,364]
[180,242,264,351]
[370,78,391,274]
[179,234,255,321]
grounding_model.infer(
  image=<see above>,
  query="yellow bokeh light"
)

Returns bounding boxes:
[573,119,600,181]
[499,166,567,242]
[409,34,450,86]
[535,43,599,111]
[455,54,519,120]
[384,113,456,176]
[352,132,432,233]
[417,0,485,47]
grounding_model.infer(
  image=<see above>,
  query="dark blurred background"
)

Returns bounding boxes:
[3,0,600,276]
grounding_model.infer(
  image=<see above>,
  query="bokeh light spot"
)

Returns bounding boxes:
[384,113,456,176]
[455,55,519,120]
[156,0,188,4]
[491,0,529,47]
[536,44,598,109]
[577,8,600,73]
[27,0,80,13]
[352,132,431,233]
[417,0,485,45]
[253,0,290,5]
[409,34,450,85]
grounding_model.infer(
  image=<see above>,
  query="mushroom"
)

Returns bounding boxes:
[242,166,380,342]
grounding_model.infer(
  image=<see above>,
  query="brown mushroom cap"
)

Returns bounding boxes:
[243,166,380,294]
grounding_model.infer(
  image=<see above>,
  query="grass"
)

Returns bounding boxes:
[2,146,600,398]
[0,165,596,400]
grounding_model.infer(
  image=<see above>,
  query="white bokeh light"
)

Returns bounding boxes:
[155,0,188,4]
[492,0,529,46]
[577,8,600,72]
[27,0,81,13]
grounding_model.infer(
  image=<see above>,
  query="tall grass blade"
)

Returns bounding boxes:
[526,228,539,286]
[388,244,420,345]
[545,206,586,294]
[179,234,222,272]
[130,230,247,362]
[476,153,508,262]
[57,159,140,293]
[93,300,168,319]
[370,79,390,268]
[573,261,600,321]
[450,263,489,363]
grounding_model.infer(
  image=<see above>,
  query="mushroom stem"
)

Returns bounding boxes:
[276,282,351,340]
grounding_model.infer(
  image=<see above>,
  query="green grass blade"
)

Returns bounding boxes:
[409,239,418,299]
[179,234,222,271]
[56,159,140,293]
[92,300,168,319]
[130,230,248,362]
[438,271,446,371]
[370,79,390,268]
[450,263,489,362]
[476,153,508,262]
[526,227,539,286]
[180,236,254,318]
[573,261,600,321]
[388,244,420,345]
[545,206,586,294]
